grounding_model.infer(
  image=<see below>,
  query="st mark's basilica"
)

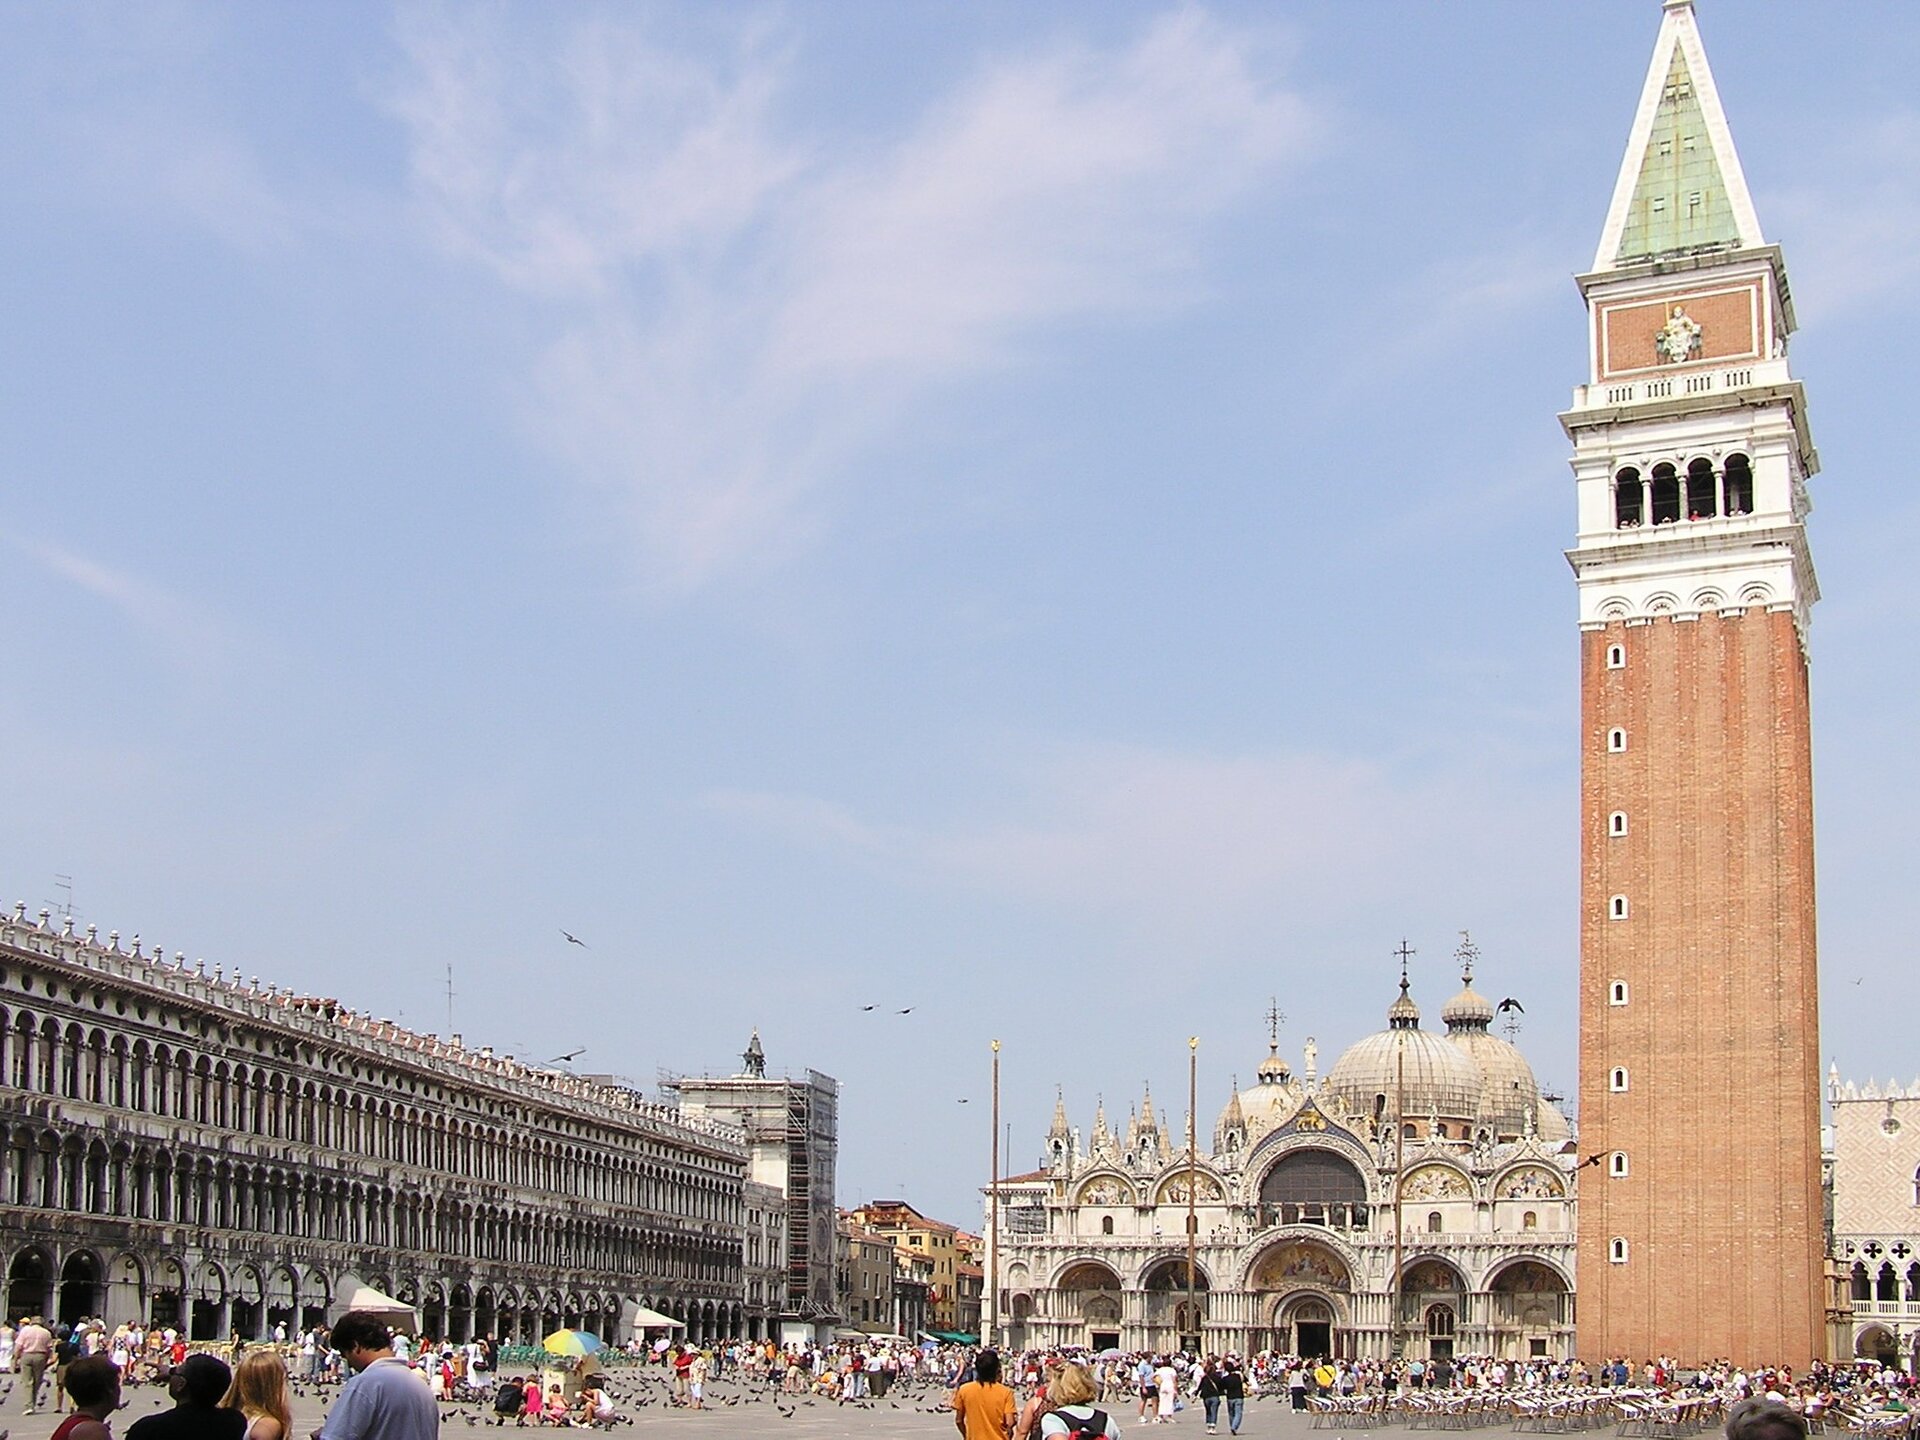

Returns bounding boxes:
[990,947,1577,1362]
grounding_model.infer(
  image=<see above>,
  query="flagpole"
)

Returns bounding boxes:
[1187,1035,1199,1352]
[990,1038,1000,1350]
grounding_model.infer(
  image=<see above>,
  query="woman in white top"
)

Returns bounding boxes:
[1040,1364,1124,1440]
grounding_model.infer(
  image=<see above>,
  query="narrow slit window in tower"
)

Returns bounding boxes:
[1609,1151,1629,1177]
[1609,812,1628,837]
[1610,981,1629,1006]
[1610,1238,1628,1264]
[1611,1067,1629,1092]
[1607,643,1626,669]
[1610,895,1630,920]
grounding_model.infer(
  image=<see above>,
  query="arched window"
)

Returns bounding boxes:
[1606,643,1626,669]
[1609,1238,1628,1264]
[1686,457,1717,519]
[1427,1211,1442,1233]
[1610,1068,1629,1093]
[1609,1151,1629,1178]
[1650,463,1680,524]
[1724,453,1753,515]
[1609,811,1628,837]
[1100,1215,1113,1235]
[1609,895,1629,921]
[1608,728,1627,753]
[1614,467,1644,528]
[1610,981,1629,1006]
[1852,1262,1871,1301]
[1879,1263,1901,1303]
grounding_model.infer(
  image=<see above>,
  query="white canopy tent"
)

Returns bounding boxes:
[343,1286,420,1330]
[628,1305,685,1330]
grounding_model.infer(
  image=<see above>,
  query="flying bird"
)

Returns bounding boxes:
[1497,997,1525,1014]
[549,1047,587,1064]
[897,1007,913,1015]
[861,1004,876,1011]
[562,930,588,947]
[957,1098,970,1104]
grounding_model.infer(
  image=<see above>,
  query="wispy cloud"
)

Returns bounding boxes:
[705,739,1554,938]
[10,535,238,674]
[390,8,1321,591]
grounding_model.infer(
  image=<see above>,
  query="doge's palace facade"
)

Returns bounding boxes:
[0,902,760,1342]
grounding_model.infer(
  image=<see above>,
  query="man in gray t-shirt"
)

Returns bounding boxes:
[315,1312,437,1440]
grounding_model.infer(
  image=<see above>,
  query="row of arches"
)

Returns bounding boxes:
[0,1005,740,1228]
[0,1128,737,1287]
[1042,1248,1570,1297]
[1613,453,1753,528]
[4,1244,743,1344]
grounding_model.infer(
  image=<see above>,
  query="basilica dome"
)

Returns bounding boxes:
[1324,979,1484,1127]
[1215,1046,1303,1147]
[1439,972,1541,1140]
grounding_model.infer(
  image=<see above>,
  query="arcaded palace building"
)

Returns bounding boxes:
[1830,1074,1920,1371]
[1566,0,1828,1367]
[0,901,787,1342]
[989,955,1579,1362]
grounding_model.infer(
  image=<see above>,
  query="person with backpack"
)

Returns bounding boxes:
[1038,1364,1121,1440]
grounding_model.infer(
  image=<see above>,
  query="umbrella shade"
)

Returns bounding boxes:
[543,1329,607,1357]
[1095,1348,1125,1361]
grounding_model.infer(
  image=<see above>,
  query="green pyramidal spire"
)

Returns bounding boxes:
[1614,49,1741,263]
[1593,1,1763,273]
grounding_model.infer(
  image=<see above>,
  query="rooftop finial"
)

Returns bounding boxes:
[1264,996,1286,1055]
[1455,930,1479,986]
[1395,938,1416,993]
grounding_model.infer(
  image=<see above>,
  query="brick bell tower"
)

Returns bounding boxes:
[1566,0,1826,1366]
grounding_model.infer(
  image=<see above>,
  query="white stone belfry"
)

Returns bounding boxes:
[1563,0,1819,641]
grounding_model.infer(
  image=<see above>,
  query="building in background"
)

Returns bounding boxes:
[892,1248,933,1339]
[989,960,1576,1360]
[0,904,750,1341]
[836,1213,898,1334]
[1567,0,1827,1366]
[743,1181,789,1341]
[1828,1072,1920,1369]
[848,1200,970,1340]
[668,1033,842,1343]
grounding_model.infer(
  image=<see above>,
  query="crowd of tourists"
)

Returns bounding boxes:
[949,1345,1920,1439]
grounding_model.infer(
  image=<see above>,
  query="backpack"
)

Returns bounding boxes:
[1054,1408,1110,1440]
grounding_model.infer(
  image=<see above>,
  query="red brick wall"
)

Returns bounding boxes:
[1576,608,1825,1366]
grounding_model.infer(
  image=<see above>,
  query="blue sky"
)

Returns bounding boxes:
[4,2,1918,1226]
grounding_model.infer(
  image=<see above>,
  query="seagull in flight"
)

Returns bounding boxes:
[549,1048,587,1064]
[861,1004,876,1011]
[561,930,588,947]
[898,1007,914,1015]
[1497,997,1524,1014]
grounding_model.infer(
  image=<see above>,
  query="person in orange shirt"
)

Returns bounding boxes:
[954,1351,1017,1440]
